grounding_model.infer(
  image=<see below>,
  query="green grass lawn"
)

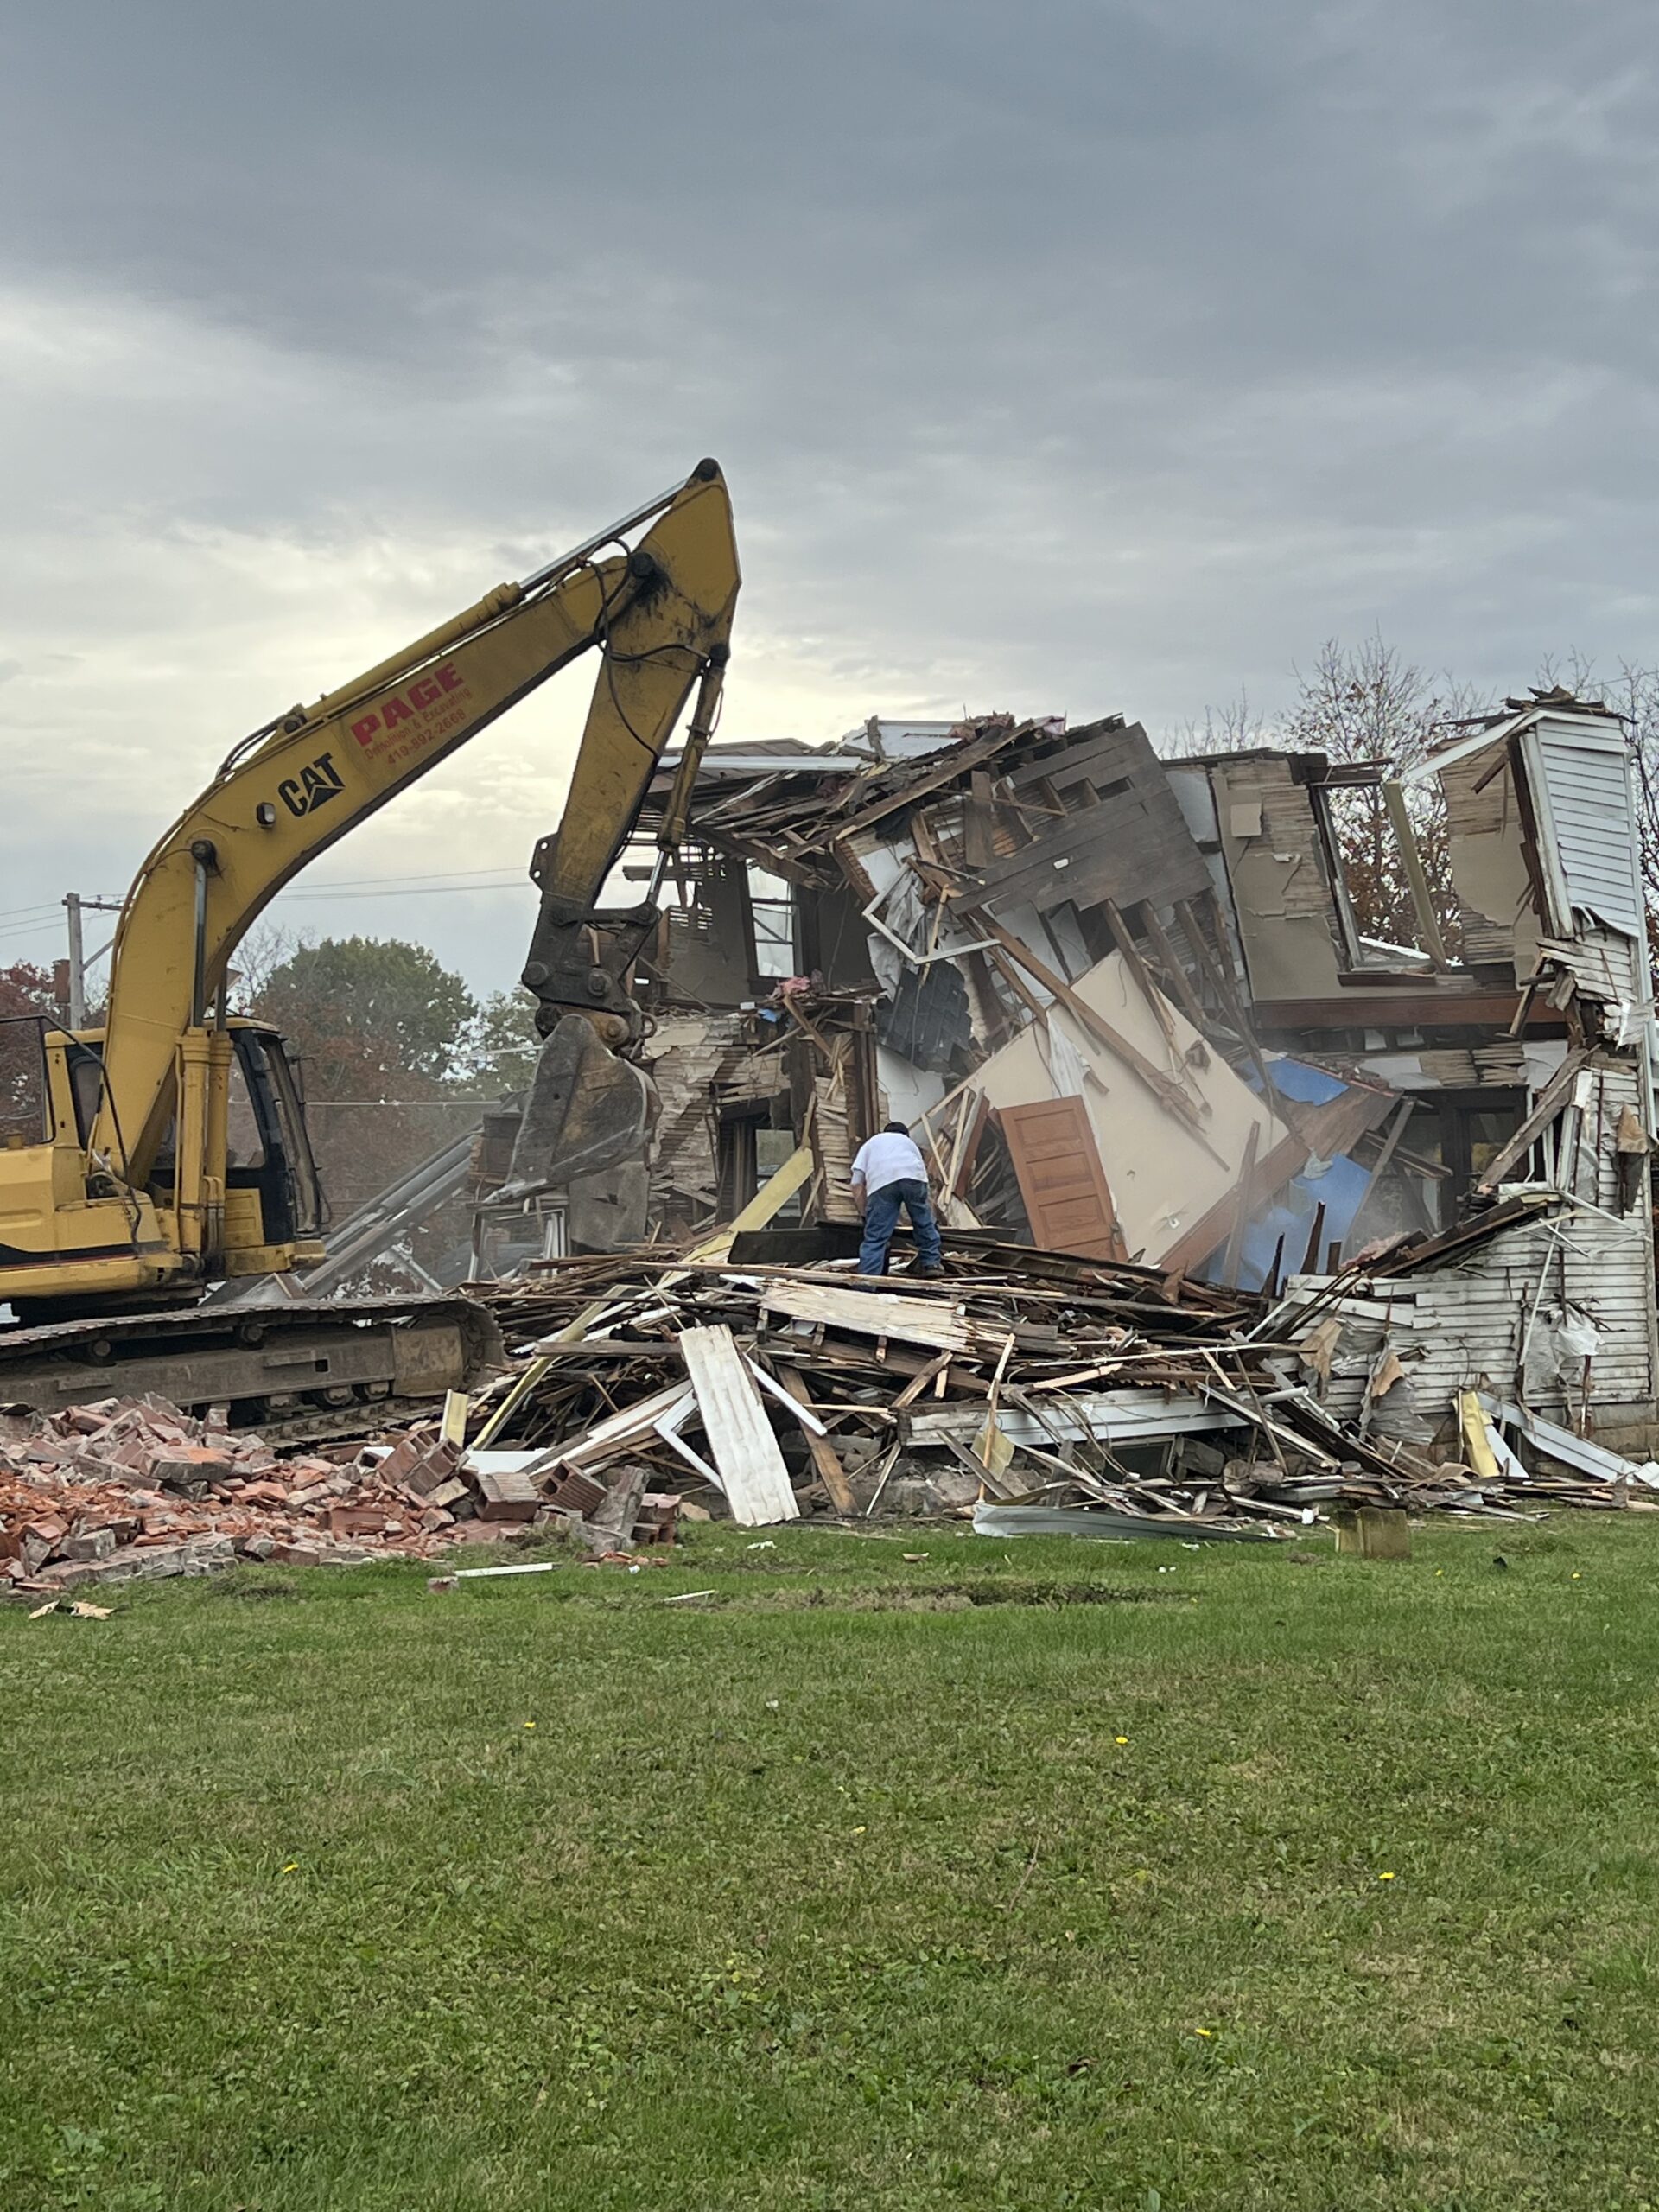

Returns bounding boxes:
[3,1517,1659,2210]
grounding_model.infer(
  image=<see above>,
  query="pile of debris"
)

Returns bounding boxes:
[466,1235,1653,1535]
[7,1220,1653,1599]
[0,1392,621,1599]
[298,694,1659,1482]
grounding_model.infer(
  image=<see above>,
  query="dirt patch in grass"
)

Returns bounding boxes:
[741,1578,1178,1612]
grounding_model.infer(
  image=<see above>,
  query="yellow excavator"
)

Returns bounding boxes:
[0,460,739,1434]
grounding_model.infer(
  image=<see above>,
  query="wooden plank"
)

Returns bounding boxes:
[834,719,1036,839]
[1103,900,1179,1051]
[549,1381,696,1471]
[963,770,995,868]
[1217,1122,1260,1289]
[675,1144,813,1269]
[677,1325,799,1527]
[1345,1096,1416,1236]
[761,1278,976,1354]
[472,1355,553,1450]
[1135,900,1212,1035]
[773,1363,856,1513]
[1382,779,1453,969]
[1002,720,1147,794]
[1249,991,1556,1031]
[952,1093,992,1198]
[1001,1096,1128,1262]
[976,720,1211,912]
[1471,1048,1591,1193]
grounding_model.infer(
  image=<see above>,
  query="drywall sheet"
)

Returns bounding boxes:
[1212,758,1344,1001]
[972,950,1286,1263]
[1437,746,1541,981]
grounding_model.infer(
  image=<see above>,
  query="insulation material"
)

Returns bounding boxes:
[970,950,1286,1263]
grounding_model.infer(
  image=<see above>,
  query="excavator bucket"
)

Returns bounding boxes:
[499,1014,657,1249]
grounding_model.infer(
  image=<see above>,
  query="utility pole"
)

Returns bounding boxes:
[62,894,124,1031]
[64,893,85,1029]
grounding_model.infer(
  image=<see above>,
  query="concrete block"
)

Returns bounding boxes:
[60,1528,117,1563]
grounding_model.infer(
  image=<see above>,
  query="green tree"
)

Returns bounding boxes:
[251,937,477,1101]
[463,988,545,1096]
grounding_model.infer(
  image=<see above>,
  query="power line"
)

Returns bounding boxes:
[0,918,73,948]
[298,863,531,893]
[279,867,535,893]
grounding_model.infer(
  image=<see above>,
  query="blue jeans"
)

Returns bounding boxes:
[858,1178,943,1275]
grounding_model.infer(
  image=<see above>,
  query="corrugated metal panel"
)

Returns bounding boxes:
[1527,718,1645,938]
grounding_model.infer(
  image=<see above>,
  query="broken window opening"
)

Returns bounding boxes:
[0,1017,48,1147]
[1312,779,1466,971]
[1406,1089,1527,1224]
[748,864,798,983]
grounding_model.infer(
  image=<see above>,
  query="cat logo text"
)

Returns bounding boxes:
[277,753,344,818]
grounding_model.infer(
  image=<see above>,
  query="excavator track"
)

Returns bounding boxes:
[0,1294,504,1446]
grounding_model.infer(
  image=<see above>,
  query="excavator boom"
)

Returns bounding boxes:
[94,459,739,1185]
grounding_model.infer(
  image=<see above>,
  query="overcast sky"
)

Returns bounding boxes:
[3,1,1656,996]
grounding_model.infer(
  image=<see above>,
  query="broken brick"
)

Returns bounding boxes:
[150,1446,236,1495]
[475,1468,540,1522]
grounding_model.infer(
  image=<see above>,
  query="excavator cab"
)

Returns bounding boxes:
[138,1025,323,1268]
[222,1027,324,1254]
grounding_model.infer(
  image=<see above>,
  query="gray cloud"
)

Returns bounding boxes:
[1,1,1656,988]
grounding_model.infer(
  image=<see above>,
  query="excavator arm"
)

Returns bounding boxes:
[92,460,739,1191]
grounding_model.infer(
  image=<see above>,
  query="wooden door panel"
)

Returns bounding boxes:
[1000,1096,1127,1260]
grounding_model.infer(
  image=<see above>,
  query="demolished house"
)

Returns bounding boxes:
[257,683,1657,1542]
[596,689,1656,1468]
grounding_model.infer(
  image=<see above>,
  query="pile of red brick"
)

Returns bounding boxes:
[0,1395,545,1600]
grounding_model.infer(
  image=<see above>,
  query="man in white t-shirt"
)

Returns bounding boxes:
[849,1121,944,1277]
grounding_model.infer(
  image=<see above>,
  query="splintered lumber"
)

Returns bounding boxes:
[907,1389,1236,1447]
[760,1279,978,1354]
[677,1325,799,1526]
[773,1363,857,1513]
[545,1382,696,1471]
[677,1146,814,1268]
